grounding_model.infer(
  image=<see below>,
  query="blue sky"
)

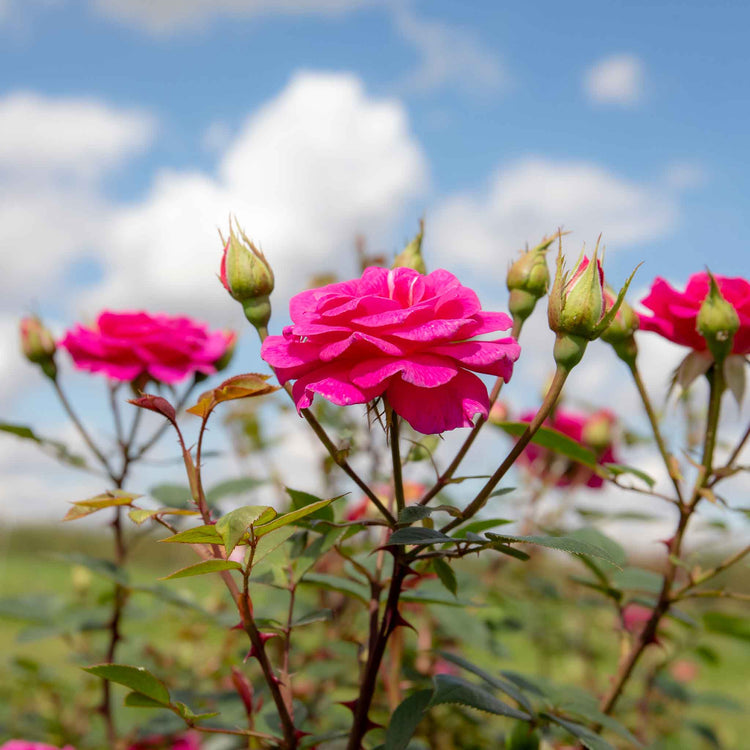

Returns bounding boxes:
[1,0,748,524]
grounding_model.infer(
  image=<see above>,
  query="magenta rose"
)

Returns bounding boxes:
[261,267,520,434]
[0,742,75,750]
[518,408,618,489]
[60,311,235,384]
[638,273,750,354]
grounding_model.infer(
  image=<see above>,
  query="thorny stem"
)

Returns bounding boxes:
[441,366,569,534]
[418,317,524,507]
[628,360,684,504]
[597,363,726,721]
[390,414,406,514]
[256,325,396,525]
[710,419,750,486]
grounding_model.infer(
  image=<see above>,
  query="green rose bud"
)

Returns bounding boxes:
[696,270,740,363]
[392,219,426,275]
[19,315,57,379]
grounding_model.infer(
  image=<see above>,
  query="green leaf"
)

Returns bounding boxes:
[432,558,457,597]
[251,526,297,566]
[703,611,750,642]
[489,487,516,498]
[387,527,455,546]
[149,483,193,507]
[160,559,242,580]
[454,518,513,537]
[436,652,534,715]
[299,573,369,604]
[495,421,597,466]
[55,553,129,586]
[602,463,656,488]
[292,527,346,583]
[0,421,88,469]
[484,533,621,566]
[556,696,643,747]
[173,701,221,723]
[611,567,663,593]
[255,498,338,536]
[63,490,140,521]
[544,713,615,750]
[159,524,223,545]
[429,674,530,720]
[384,689,433,750]
[500,671,548,697]
[206,476,266,503]
[490,544,531,562]
[291,609,333,628]
[287,488,336,522]
[216,505,276,555]
[398,505,435,523]
[83,664,170,705]
[127,507,200,525]
[124,691,169,709]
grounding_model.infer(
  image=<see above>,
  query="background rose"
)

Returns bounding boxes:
[60,311,235,384]
[518,408,618,488]
[261,267,520,434]
[638,272,750,354]
[0,742,76,750]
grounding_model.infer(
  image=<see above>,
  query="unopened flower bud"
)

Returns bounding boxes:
[220,220,274,330]
[507,236,554,322]
[488,400,509,425]
[549,248,605,339]
[19,315,57,379]
[582,410,615,454]
[601,286,639,365]
[392,219,426,274]
[697,270,740,363]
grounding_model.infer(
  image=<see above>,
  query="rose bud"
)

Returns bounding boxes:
[506,234,554,324]
[392,219,426,274]
[601,286,639,365]
[548,242,637,371]
[696,270,740,363]
[19,315,57,380]
[220,219,275,330]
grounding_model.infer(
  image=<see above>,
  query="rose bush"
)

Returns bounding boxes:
[60,311,235,384]
[519,408,618,488]
[261,266,520,434]
[638,272,750,354]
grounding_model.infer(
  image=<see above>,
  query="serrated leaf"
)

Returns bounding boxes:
[216,505,276,555]
[286,488,336,523]
[251,526,296,566]
[83,664,170,705]
[387,527,455,546]
[544,713,615,750]
[611,567,663,593]
[432,557,457,597]
[187,373,278,417]
[437,652,534,715]
[490,544,531,561]
[384,689,433,750]
[485,533,620,566]
[160,559,242,580]
[567,528,627,569]
[255,498,337,536]
[159,524,222,544]
[128,507,199,525]
[429,674,530,720]
[495,421,597,467]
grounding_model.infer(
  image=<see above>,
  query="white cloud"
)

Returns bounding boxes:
[91,0,369,33]
[83,71,428,320]
[392,5,509,96]
[429,157,678,279]
[584,54,645,106]
[0,91,155,179]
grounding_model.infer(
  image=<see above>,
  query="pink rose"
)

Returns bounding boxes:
[60,311,235,384]
[638,273,750,354]
[0,742,75,750]
[518,408,618,489]
[621,603,653,634]
[261,267,520,434]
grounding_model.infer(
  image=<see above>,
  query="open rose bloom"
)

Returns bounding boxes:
[60,311,234,384]
[261,267,520,434]
[639,273,750,354]
[0,742,76,750]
